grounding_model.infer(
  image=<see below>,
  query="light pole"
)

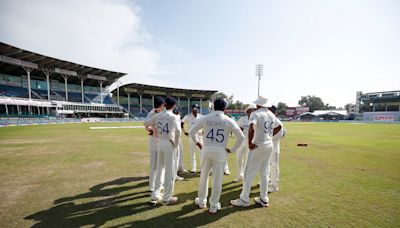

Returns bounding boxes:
[255,64,263,96]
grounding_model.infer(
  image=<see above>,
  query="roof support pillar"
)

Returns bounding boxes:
[81,79,85,103]
[152,95,154,109]
[98,80,104,104]
[187,97,191,115]
[22,66,34,100]
[5,104,8,117]
[127,93,131,117]
[79,76,86,104]
[61,74,69,102]
[139,93,143,114]
[200,98,203,114]
[42,69,53,101]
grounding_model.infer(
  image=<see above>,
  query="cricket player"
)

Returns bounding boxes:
[173,107,186,181]
[231,96,282,208]
[190,99,244,214]
[182,104,203,173]
[144,96,165,192]
[268,105,285,192]
[144,97,181,205]
[234,103,256,182]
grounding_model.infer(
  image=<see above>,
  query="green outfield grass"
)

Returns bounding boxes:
[0,122,399,227]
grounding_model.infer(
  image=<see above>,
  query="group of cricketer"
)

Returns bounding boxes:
[143,95,285,214]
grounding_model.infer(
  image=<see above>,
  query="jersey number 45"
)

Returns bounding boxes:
[206,129,225,143]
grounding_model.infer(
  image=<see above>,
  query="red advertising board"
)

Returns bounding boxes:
[373,115,394,122]
[285,107,309,116]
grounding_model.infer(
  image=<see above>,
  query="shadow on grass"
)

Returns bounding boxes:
[114,184,262,228]
[25,176,153,227]
[25,176,261,227]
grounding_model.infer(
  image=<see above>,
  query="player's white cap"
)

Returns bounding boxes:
[253,96,269,107]
[244,103,257,112]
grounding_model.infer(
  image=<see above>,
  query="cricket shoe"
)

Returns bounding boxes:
[209,202,221,214]
[175,175,184,181]
[254,197,269,207]
[224,170,230,175]
[194,197,207,209]
[178,168,188,173]
[149,195,162,205]
[230,198,250,207]
[233,176,243,182]
[268,186,278,193]
[190,169,196,173]
[161,196,179,205]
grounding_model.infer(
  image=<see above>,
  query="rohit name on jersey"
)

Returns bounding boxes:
[206,120,226,127]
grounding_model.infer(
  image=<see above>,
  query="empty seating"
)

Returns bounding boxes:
[0,84,29,98]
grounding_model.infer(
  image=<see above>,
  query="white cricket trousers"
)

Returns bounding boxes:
[189,137,202,171]
[151,140,177,201]
[148,136,157,191]
[240,143,273,203]
[177,140,185,171]
[236,138,249,179]
[197,147,226,209]
[269,139,280,190]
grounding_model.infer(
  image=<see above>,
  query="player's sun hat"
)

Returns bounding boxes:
[192,104,199,109]
[245,103,257,112]
[253,96,269,107]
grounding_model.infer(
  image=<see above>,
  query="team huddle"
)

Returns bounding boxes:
[143,95,285,214]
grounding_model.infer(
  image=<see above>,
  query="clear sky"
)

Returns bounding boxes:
[0,0,399,107]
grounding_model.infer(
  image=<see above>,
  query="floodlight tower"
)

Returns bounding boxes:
[255,64,263,96]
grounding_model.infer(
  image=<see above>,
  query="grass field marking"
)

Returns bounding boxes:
[90,126,145,130]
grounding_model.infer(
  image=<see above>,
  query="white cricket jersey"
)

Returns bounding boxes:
[144,110,181,145]
[183,113,203,131]
[189,111,244,154]
[144,109,158,139]
[273,117,284,141]
[249,107,279,145]
[238,115,251,137]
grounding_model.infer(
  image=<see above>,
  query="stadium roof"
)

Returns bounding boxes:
[0,42,126,86]
[116,82,217,98]
[301,110,348,116]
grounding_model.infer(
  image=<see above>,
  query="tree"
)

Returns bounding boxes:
[276,102,288,116]
[344,103,352,112]
[298,95,326,112]
[325,103,336,110]
[214,92,244,110]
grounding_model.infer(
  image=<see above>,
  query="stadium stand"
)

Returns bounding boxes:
[0,41,218,125]
[0,42,127,119]
[356,90,400,122]
[111,83,217,118]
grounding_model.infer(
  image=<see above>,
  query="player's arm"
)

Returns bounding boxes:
[182,116,189,136]
[272,117,282,136]
[173,118,182,147]
[144,110,156,126]
[238,117,244,132]
[144,113,156,128]
[273,125,282,136]
[227,122,245,153]
[248,124,257,150]
[189,120,203,150]
[248,113,258,150]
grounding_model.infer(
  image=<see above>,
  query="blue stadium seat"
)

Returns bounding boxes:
[32,89,49,100]
[68,92,84,102]
[103,95,113,104]
[0,84,29,98]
